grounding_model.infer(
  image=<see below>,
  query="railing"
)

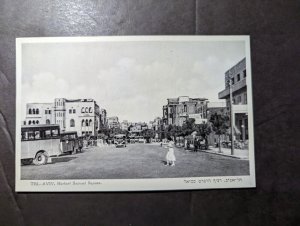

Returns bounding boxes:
[218,79,246,99]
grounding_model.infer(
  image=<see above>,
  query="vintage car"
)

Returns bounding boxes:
[60,131,80,154]
[114,134,127,148]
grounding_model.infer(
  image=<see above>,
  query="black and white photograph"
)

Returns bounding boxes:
[16,36,255,191]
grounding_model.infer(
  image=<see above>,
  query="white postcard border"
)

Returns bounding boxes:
[16,36,255,192]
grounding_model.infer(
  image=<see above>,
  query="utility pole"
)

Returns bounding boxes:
[229,79,235,155]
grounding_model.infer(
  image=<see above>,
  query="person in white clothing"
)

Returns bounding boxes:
[165,138,176,166]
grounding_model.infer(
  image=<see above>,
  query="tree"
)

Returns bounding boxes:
[181,118,196,137]
[209,113,230,153]
[196,122,212,145]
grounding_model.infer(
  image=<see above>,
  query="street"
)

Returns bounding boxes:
[21,143,249,180]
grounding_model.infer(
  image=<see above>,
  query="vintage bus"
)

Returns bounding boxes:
[114,134,127,148]
[60,131,81,154]
[21,124,61,165]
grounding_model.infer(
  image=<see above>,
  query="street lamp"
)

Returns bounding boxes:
[229,79,235,155]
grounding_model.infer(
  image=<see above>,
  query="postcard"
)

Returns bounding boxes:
[16,36,255,191]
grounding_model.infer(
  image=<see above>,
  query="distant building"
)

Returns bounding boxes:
[162,96,208,126]
[100,109,107,128]
[120,120,129,131]
[24,98,104,136]
[128,122,148,134]
[107,116,120,129]
[206,102,228,119]
[218,58,248,141]
[152,117,162,131]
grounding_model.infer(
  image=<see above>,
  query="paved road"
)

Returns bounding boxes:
[21,143,249,180]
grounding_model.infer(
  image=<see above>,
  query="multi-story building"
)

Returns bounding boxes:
[100,109,107,128]
[120,120,129,131]
[162,96,208,127]
[24,98,103,136]
[218,58,248,141]
[152,117,162,131]
[107,116,120,129]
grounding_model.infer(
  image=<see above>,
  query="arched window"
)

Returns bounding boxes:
[36,120,39,124]
[28,120,31,125]
[36,109,39,114]
[29,108,32,114]
[85,107,88,113]
[85,119,89,126]
[81,107,85,113]
[32,109,35,114]
[46,119,50,124]
[81,119,85,127]
[32,121,36,125]
[70,119,75,127]
[89,107,92,113]
[73,109,76,113]
[89,119,92,126]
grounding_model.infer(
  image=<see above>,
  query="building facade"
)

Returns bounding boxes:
[120,120,129,131]
[107,116,120,129]
[24,98,104,136]
[162,96,208,127]
[218,58,248,141]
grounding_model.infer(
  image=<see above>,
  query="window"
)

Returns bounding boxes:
[237,74,240,82]
[89,119,92,126]
[36,109,39,114]
[34,131,41,139]
[29,109,32,114]
[231,77,235,85]
[89,107,92,113]
[36,120,39,124]
[69,109,72,114]
[70,119,75,127]
[184,105,187,112]
[33,121,36,125]
[45,110,47,114]
[46,119,50,125]
[85,107,88,113]
[28,120,31,125]
[81,107,85,113]
[44,130,51,138]
[28,131,35,140]
[32,109,36,114]
[81,119,85,127]
[73,109,76,114]
[243,70,246,78]
[244,93,247,104]
[49,110,51,114]
[21,131,28,141]
[85,119,89,126]
[51,129,59,137]
[237,96,242,104]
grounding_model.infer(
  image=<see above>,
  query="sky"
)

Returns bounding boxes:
[21,39,246,123]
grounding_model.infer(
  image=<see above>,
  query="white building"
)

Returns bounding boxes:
[24,98,104,136]
[107,116,119,129]
[120,120,129,131]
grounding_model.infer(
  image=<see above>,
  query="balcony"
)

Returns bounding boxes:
[218,79,246,99]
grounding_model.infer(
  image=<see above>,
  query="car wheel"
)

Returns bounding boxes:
[33,152,48,165]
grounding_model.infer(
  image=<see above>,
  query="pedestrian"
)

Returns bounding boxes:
[165,138,176,166]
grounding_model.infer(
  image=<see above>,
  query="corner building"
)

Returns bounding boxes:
[218,58,248,141]
[25,98,104,136]
[162,96,208,127]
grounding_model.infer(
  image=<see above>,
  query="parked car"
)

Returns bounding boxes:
[114,134,127,148]
[138,136,145,143]
[60,131,80,154]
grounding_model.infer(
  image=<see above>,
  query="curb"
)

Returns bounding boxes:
[199,150,248,160]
